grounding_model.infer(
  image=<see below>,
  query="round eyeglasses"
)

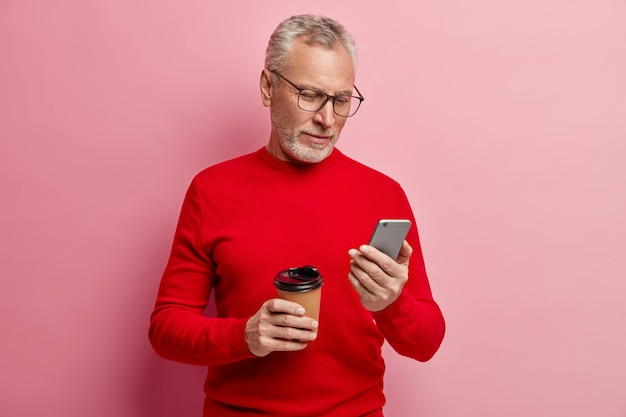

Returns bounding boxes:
[270,70,364,117]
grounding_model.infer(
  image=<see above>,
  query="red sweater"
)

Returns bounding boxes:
[149,148,445,416]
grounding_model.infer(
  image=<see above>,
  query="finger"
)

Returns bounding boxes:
[269,311,319,332]
[265,298,306,316]
[270,325,318,343]
[351,250,395,287]
[396,240,413,264]
[262,337,309,352]
[352,245,398,276]
[348,269,381,296]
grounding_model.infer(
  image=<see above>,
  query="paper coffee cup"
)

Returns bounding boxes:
[274,266,323,326]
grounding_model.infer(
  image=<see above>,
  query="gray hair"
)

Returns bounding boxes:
[265,14,358,74]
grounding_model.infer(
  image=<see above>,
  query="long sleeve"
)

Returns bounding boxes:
[148,180,253,366]
[373,290,445,361]
[372,227,446,362]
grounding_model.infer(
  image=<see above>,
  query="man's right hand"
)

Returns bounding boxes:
[245,298,319,357]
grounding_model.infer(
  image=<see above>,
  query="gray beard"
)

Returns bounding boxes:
[284,136,332,163]
[272,119,334,163]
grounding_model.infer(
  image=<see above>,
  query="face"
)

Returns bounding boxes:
[260,39,356,163]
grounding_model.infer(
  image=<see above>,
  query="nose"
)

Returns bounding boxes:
[313,99,336,128]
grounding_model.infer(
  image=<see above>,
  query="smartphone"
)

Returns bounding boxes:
[368,219,412,259]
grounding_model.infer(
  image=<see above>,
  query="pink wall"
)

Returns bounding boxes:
[1,1,625,416]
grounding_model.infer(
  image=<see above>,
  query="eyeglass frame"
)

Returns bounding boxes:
[269,70,364,117]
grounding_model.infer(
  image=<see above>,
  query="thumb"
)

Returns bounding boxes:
[396,240,412,265]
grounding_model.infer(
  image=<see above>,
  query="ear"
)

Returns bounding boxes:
[260,69,273,107]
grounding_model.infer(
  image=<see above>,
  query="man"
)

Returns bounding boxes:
[149,14,445,417]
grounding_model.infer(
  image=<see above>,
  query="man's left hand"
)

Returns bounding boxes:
[347,240,412,312]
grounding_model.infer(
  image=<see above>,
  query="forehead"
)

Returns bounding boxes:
[283,39,355,94]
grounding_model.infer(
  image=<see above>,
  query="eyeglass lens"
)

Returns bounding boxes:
[297,90,361,117]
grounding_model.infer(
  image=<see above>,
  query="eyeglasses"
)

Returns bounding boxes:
[270,70,364,117]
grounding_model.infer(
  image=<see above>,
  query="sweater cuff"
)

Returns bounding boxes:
[228,318,257,362]
[371,289,413,325]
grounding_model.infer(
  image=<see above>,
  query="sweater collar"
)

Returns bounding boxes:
[256,146,342,171]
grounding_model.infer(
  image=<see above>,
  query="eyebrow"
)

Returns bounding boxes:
[301,84,355,97]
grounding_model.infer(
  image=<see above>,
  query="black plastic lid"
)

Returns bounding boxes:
[274,266,324,292]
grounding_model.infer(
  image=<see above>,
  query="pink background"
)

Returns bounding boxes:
[1,1,625,416]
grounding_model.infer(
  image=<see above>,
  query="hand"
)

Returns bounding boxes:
[245,298,319,357]
[347,240,413,312]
